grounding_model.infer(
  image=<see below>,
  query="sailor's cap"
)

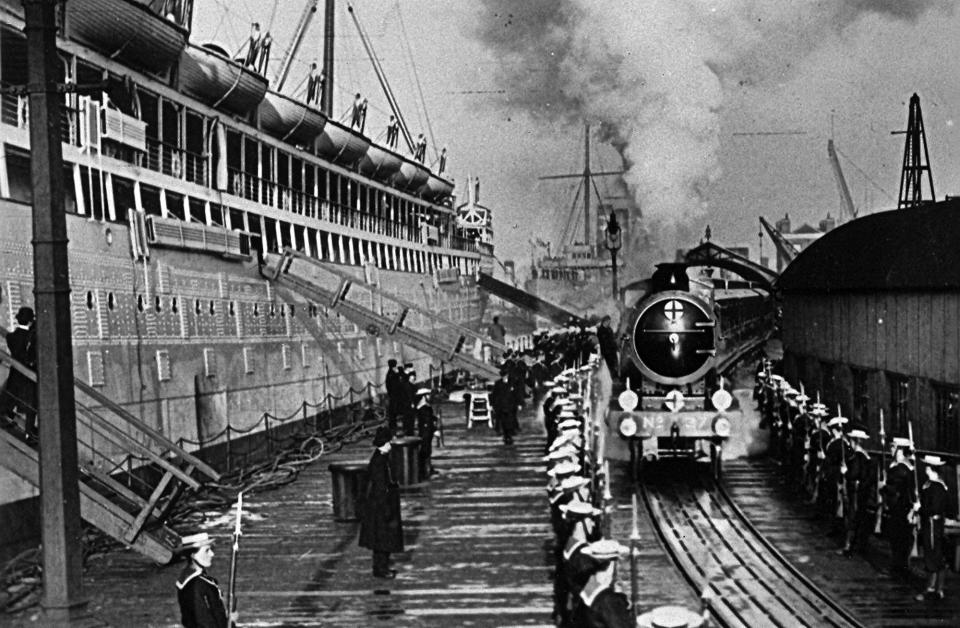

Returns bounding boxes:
[178,532,214,552]
[547,461,581,478]
[559,475,590,492]
[415,388,431,396]
[923,455,946,467]
[557,410,578,419]
[783,388,799,398]
[560,501,601,518]
[569,393,584,401]
[543,447,577,462]
[848,429,868,440]
[551,387,567,394]
[582,539,629,561]
[891,437,914,449]
[558,419,581,430]
[827,416,849,428]
[794,392,810,402]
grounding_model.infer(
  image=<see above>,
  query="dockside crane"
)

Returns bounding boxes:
[827,139,857,223]
[894,93,936,208]
[759,216,800,269]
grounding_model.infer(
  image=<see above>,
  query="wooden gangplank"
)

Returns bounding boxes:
[263,250,501,379]
[0,328,221,564]
[476,271,590,327]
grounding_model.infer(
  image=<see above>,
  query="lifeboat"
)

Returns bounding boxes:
[260,90,327,147]
[314,120,371,168]
[357,143,403,182]
[178,43,268,116]
[419,173,455,203]
[391,156,430,192]
[65,0,188,74]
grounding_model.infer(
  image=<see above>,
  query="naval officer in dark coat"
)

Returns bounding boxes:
[359,426,404,578]
[0,306,37,435]
[175,532,230,628]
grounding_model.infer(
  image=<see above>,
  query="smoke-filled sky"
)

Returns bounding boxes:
[194,0,960,280]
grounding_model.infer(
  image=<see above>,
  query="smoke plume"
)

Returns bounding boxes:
[473,0,947,275]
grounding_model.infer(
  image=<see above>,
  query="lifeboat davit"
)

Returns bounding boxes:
[314,120,371,168]
[65,0,188,74]
[178,44,268,116]
[260,91,327,147]
[357,143,403,182]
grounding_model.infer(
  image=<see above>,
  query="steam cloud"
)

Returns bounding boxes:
[473,0,947,275]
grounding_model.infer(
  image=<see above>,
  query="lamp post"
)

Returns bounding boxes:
[604,210,622,300]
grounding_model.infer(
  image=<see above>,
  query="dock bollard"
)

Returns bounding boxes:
[328,461,369,521]
[389,436,422,486]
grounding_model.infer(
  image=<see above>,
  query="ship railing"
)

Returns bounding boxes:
[229,167,276,207]
[146,138,206,185]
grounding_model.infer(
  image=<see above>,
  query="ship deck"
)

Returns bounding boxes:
[7,402,557,627]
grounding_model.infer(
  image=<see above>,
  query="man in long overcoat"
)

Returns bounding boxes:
[358,426,404,578]
[0,306,36,436]
[491,369,519,445]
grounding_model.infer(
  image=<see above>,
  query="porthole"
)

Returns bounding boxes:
[269,304,276,317]
[253,303,259,317]
[229,301,235,317]
[195,299,201,315]
[289,304,295,317]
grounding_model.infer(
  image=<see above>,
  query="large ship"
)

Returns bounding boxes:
[524,123,624,321]
[0,0,493,539]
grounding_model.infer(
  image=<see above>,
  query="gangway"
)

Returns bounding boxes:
[263,249,502,379]
[0,329,221,564]
[475,272,589,327]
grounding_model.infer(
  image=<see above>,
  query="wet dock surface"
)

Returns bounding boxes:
[723,457,960,627]
[5,402,559,627]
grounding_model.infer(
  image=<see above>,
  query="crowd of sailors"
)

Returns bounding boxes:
[756,361,955,601]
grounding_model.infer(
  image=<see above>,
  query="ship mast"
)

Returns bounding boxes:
[583,123,592,251]
[320,0,335,117]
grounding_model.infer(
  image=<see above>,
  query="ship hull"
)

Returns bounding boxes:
[0,199,488,505]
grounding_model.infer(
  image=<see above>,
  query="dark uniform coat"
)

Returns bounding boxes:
[596,324,619,376]
[491,378,519,434]
[919,477,949,573]
[416,401,437,475]
[572,587,633,628]
[882,460,916,571]
[358,449,404,553]
[1,325,36,419]
[176,564,228,628]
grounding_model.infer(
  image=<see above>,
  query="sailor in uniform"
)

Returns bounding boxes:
[916,455,950,600]
[175,532,230,628]
[839,427,872,557]
[414,388,437,478]
[881,437,916,579]
[571,539,633,628]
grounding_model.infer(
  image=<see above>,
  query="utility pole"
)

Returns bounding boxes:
[22,0,87,622]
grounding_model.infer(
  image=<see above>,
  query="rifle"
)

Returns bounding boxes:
[811,417,825,503]
[837,433,847,519]
[436,404,445,448]
[875,409,886,534]
[227,491,243,627]
[908,421,920,558]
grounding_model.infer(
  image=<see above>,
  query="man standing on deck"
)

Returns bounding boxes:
[595,315,619,378]
[415,388,438,478]
[359,426,404,579]
[491,368,519,445]
[305,63,324,105]
[175,533,232,628]
[487,315,506,363]
[385,359,401,434]
[386,115,399,148]
[0,306,36,439]
[244,23,261,68]
[351,93,364,129]
[881,437,916,580]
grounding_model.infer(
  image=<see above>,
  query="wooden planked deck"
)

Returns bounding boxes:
[4,403,558,627]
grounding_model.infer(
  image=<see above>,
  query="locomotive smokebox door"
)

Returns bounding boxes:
[629,290,716,385]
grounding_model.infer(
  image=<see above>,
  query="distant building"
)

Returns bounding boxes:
[773,212,838,272]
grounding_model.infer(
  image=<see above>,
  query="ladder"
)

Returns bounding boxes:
[0,334,220,564]
[264,249,501,379]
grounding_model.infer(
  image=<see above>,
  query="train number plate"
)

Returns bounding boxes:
[638,413,713,438]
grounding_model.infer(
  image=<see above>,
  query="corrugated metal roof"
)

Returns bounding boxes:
[779,198,960,292]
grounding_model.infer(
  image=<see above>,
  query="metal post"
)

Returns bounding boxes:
[23,0,87,620]
[611,249,619,298]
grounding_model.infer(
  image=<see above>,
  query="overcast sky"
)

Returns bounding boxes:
[193,0,960,280]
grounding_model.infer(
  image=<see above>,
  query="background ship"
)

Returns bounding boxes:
[524,123,625,322]
[0,0,493,555]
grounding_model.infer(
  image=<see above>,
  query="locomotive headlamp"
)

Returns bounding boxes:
[618,389,639,412]
[712,416,732,438]
[619,415,638,438]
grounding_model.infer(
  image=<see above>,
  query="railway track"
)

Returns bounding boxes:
[640,465,865,628]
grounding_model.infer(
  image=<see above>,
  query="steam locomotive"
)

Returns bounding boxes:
[611,263,772,478]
